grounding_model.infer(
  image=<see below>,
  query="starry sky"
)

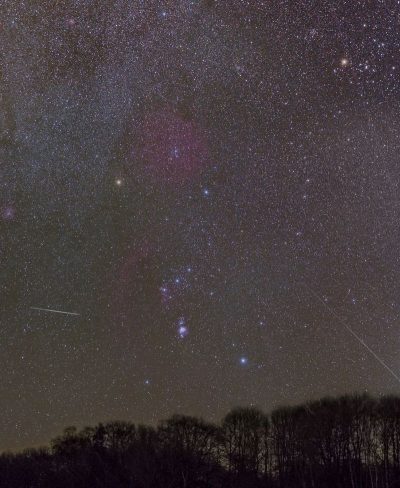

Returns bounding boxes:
[1,0,400,451]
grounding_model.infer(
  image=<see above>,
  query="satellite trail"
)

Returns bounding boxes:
[302,283,400,385]
[30,307,80,317]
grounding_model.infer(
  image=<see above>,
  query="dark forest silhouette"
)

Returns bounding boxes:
[1,393,400,487]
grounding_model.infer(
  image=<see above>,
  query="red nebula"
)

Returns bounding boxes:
[110,241,161,323]
[137,109,209,184]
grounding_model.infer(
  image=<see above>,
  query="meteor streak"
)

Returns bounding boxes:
[302,283,400,385]
[30,307,80,316]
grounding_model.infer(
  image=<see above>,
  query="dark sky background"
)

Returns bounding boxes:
[1,0,400,451]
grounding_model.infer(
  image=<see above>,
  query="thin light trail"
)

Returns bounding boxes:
[30,307,80,317]
[301,282,400,385]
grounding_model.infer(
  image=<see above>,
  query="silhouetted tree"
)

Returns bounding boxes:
[157,414,222,487]
[2,395,400,488]
[221,407,268,486]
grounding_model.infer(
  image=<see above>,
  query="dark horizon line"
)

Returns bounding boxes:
[4,389,399,455]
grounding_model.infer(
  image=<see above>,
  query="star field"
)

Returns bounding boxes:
[1,0,400,450]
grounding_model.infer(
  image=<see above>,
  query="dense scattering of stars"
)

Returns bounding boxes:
[1,0,400,450]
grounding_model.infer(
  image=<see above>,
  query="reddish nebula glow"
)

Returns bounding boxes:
[137,109,209,184]
[111,241,161,325]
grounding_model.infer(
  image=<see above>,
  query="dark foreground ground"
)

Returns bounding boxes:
[1,393,400,487]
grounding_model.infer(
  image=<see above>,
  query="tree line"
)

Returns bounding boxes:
[1,393,400,487]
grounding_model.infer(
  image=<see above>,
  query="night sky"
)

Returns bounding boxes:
[1,0,400,451]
